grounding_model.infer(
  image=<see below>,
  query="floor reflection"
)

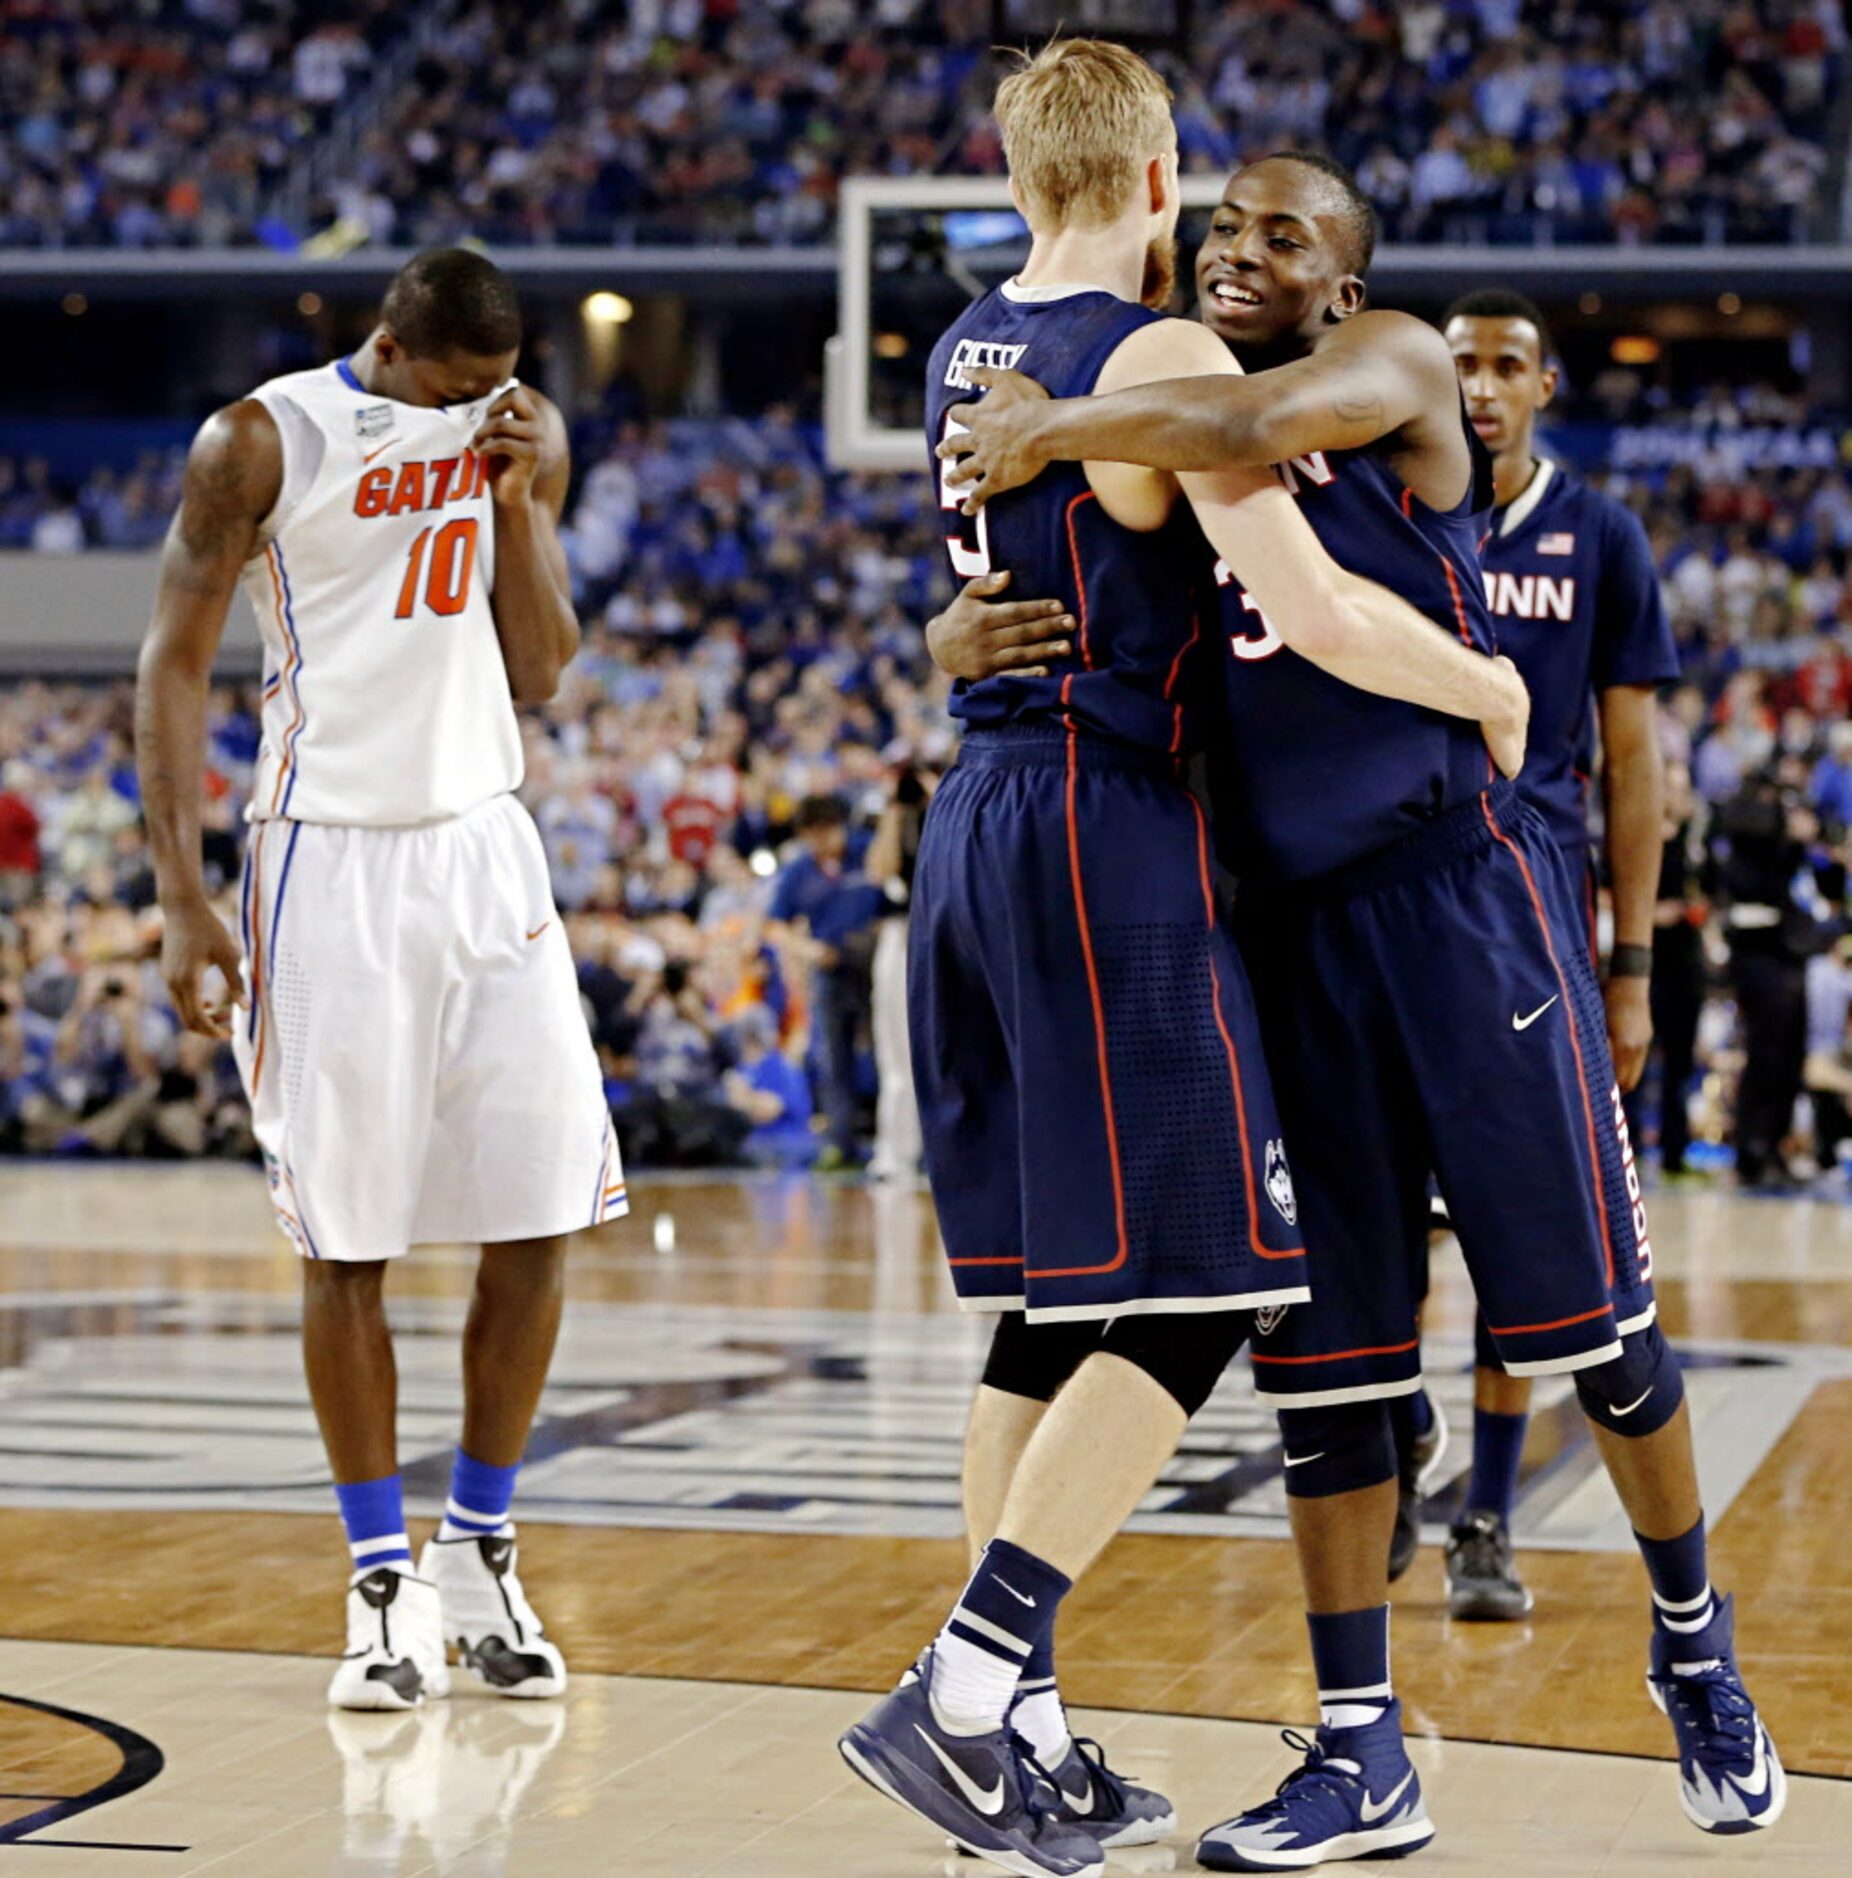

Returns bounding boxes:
[327,1700,567,1874]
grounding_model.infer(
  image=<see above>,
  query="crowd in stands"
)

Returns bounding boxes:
[1,1,1844,250]
[0,0,409,250]
[0,450,182,551]
[314,0,1852,249]
[13,380,1852,1179]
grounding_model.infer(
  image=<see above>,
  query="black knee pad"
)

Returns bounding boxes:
[1277,1399,1397,1498]
[1573,1323,1684,1437]
[979,1312,1103,1404]
[1096,1310,1250,1417]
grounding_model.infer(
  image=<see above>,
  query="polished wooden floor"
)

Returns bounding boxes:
[1,1162,1849,1872]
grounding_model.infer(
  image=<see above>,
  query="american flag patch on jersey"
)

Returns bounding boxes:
[1538,532,1576,555]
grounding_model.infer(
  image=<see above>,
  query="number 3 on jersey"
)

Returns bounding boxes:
[395,517,479,620]
[1215,558,1285,662]
[939,413,992,578]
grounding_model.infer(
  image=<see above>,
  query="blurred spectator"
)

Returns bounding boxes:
[722,1004,814,1167]
[1803,931,1852,1172]
[863,756,935,1183]
[0,764,42,909]
[769,794,881,1171]
[1713,767,1821,1186]
[1811,721,1852,826]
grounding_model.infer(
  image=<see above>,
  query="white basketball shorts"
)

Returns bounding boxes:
[231,792,626,1260]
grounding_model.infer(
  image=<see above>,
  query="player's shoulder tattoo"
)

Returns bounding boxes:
[175,401,276,560]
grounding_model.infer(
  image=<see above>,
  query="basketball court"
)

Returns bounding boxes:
[2,1161,1848,1872]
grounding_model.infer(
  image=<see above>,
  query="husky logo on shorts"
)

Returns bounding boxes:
[1265,1138,1297,1226]
[355,402,394,440]
[1254,1302,1289,1336]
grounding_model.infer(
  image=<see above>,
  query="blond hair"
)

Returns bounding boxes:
[994,39,1175,232]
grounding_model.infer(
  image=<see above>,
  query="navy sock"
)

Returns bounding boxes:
[1465,1409,1528,1522]
[1636,1515,1715,1637]
[932,1539,1071,1732]
[1307,1605,1391,1729]
[334,1474,411,1573]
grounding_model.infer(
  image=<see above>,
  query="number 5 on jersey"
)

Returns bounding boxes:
[939,413,992,578]
[395,517,479,620]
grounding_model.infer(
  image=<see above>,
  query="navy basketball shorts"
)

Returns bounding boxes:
[908,725,1309,1323]
[1236,779,1655,1406]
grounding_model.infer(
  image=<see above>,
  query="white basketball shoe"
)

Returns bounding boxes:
[328,1564,450,1711]
[418,1527,568,1699]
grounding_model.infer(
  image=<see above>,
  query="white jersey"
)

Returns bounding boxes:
[241,358,525,827]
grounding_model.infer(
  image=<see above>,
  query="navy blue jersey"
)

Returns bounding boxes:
[1209,420,1499,882]
[1482,460,1678,863]
[926,285,1216,755]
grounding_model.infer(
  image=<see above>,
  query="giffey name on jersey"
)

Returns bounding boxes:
[944,338,1027,391]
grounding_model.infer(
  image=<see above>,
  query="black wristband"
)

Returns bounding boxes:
[1609,943,1653,980]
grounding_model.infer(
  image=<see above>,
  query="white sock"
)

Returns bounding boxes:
[930,1629,1026,1735]
[1320,1701,1389,1730]
[1014,1679,1072,1765]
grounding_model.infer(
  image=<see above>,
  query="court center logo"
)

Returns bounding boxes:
[1265,1139,1297,1226]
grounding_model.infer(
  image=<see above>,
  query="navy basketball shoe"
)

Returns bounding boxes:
[1196,1703,1434,1871]
[1647,1595,1786,1834]
[1036,1735,1175,1848]
[839,1653,1103,1877]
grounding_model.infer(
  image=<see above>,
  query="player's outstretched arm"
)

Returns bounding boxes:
[474,386,581,703]
[939,311,1456,510]
[1600,683,1665,1090]
[1092,319,1528,776]
[136,400,280,1038]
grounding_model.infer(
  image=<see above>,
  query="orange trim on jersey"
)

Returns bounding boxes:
[1189,794,1303,1261]
[947,1254,1026,1267]
[1251,1336,1421,1366]
[1437,546,1496,782]
[1438,550,1473,648]
[264,544,306,813]
[1400,486,1414,520]
[1064,491,1097,669]
[1485,1303,1614,1338]
[1163,602,1204,757]
[1034,702,1129,1281]
[1480,792,1617,1287]
[247,823,270,1093]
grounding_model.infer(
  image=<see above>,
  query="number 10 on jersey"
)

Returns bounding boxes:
[395,517,479,620]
